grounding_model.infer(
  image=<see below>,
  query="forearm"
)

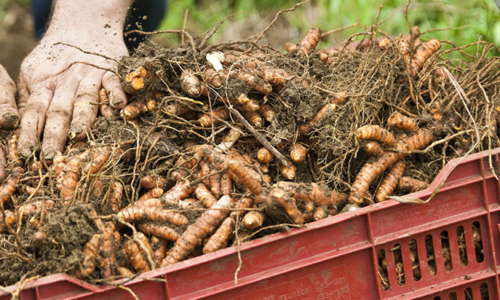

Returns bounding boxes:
[47,0,134,35]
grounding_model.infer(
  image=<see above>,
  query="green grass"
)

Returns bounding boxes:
[157,0,500,53]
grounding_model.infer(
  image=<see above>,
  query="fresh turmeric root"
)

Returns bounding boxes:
[98,89,114,119]
[124,66,147,93]
[74,234,101,278]
[202,68,223,88]
[279,164,297,181]
[298,28,321,55]
[276,181,347,210]
[363,141,384,158]
[83,147,111,175]
[228,160,263,196]
[242,211,265,230]
[387,112,419,132]
[289,143,307,164]
[257,147,274,164]
[137,187,164,202]
[7,134,20,168]
[356,125,396,146]
[235,71,272,94]
[109,181,123,213]
[138,222,179,242]
[399,176,429,193]
[263,68,290,86]
[121,100,147,120]
[0,210,15,233]
[124,238,150,273]
[220,173,232,196]
[299,103,336,135]
[118,206,188,226]
[161,195,233,266]
[180,69,203,98]
[203,217,235,254]
[140,175,166,190]
[0,166,23,205]
[58,156,83,205]
[259,103,275,123]
[230,197,254,220]
[349,128,434,205]
[198,107,229,127]
[375,159,406,202]
[194,183,218,208]
[410,39,441,76]
[266,188,304,224]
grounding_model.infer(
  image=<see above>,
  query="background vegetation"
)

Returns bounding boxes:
[1,0,500,58]
[157,0,500,53]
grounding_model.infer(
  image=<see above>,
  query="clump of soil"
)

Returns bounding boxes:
[0,204,95,285]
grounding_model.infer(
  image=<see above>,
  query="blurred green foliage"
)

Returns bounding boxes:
[1,0,499,53]
[0,0,30,20]
[158,0,500,53]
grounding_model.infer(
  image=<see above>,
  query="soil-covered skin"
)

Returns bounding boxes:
[1,24,499,288]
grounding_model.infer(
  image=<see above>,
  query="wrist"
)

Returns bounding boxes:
[47,0,133,35]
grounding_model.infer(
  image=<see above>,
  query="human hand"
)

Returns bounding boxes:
[0,64,18,130]
[0,64,18,181]
[17,0,131,160]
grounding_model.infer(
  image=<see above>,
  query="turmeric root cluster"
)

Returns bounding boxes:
[351,115,435,205]
[1,20,499,287]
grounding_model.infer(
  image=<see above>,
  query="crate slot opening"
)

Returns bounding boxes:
[464,287,473,299]
[457,226,469,267]
[392,243,406,286]
[472,221,484,263]
[441,230,453,271]
[377,249,390,291]
[480,282,489,300]
[425,234,437,277]
[409,239,421,281]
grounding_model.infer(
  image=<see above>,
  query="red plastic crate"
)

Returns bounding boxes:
[1,148,500,300]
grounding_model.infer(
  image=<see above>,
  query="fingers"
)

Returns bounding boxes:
[102,71,127,109]
[17,75,30,116]
[41,81,79,159]
[0,148,5,182]
[18,85,54,158]
[69,73,102,141]
[0,65,19,129]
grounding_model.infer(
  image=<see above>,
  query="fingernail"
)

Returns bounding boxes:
[111,96,125,107]
[2,112,19,123]
[20,144,38,158]
[69,124,83,140]
[43,148,57,160]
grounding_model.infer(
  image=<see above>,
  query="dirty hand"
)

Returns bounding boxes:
[17,0,133,160]
[0,64,18,181]
[0,64,18,130]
